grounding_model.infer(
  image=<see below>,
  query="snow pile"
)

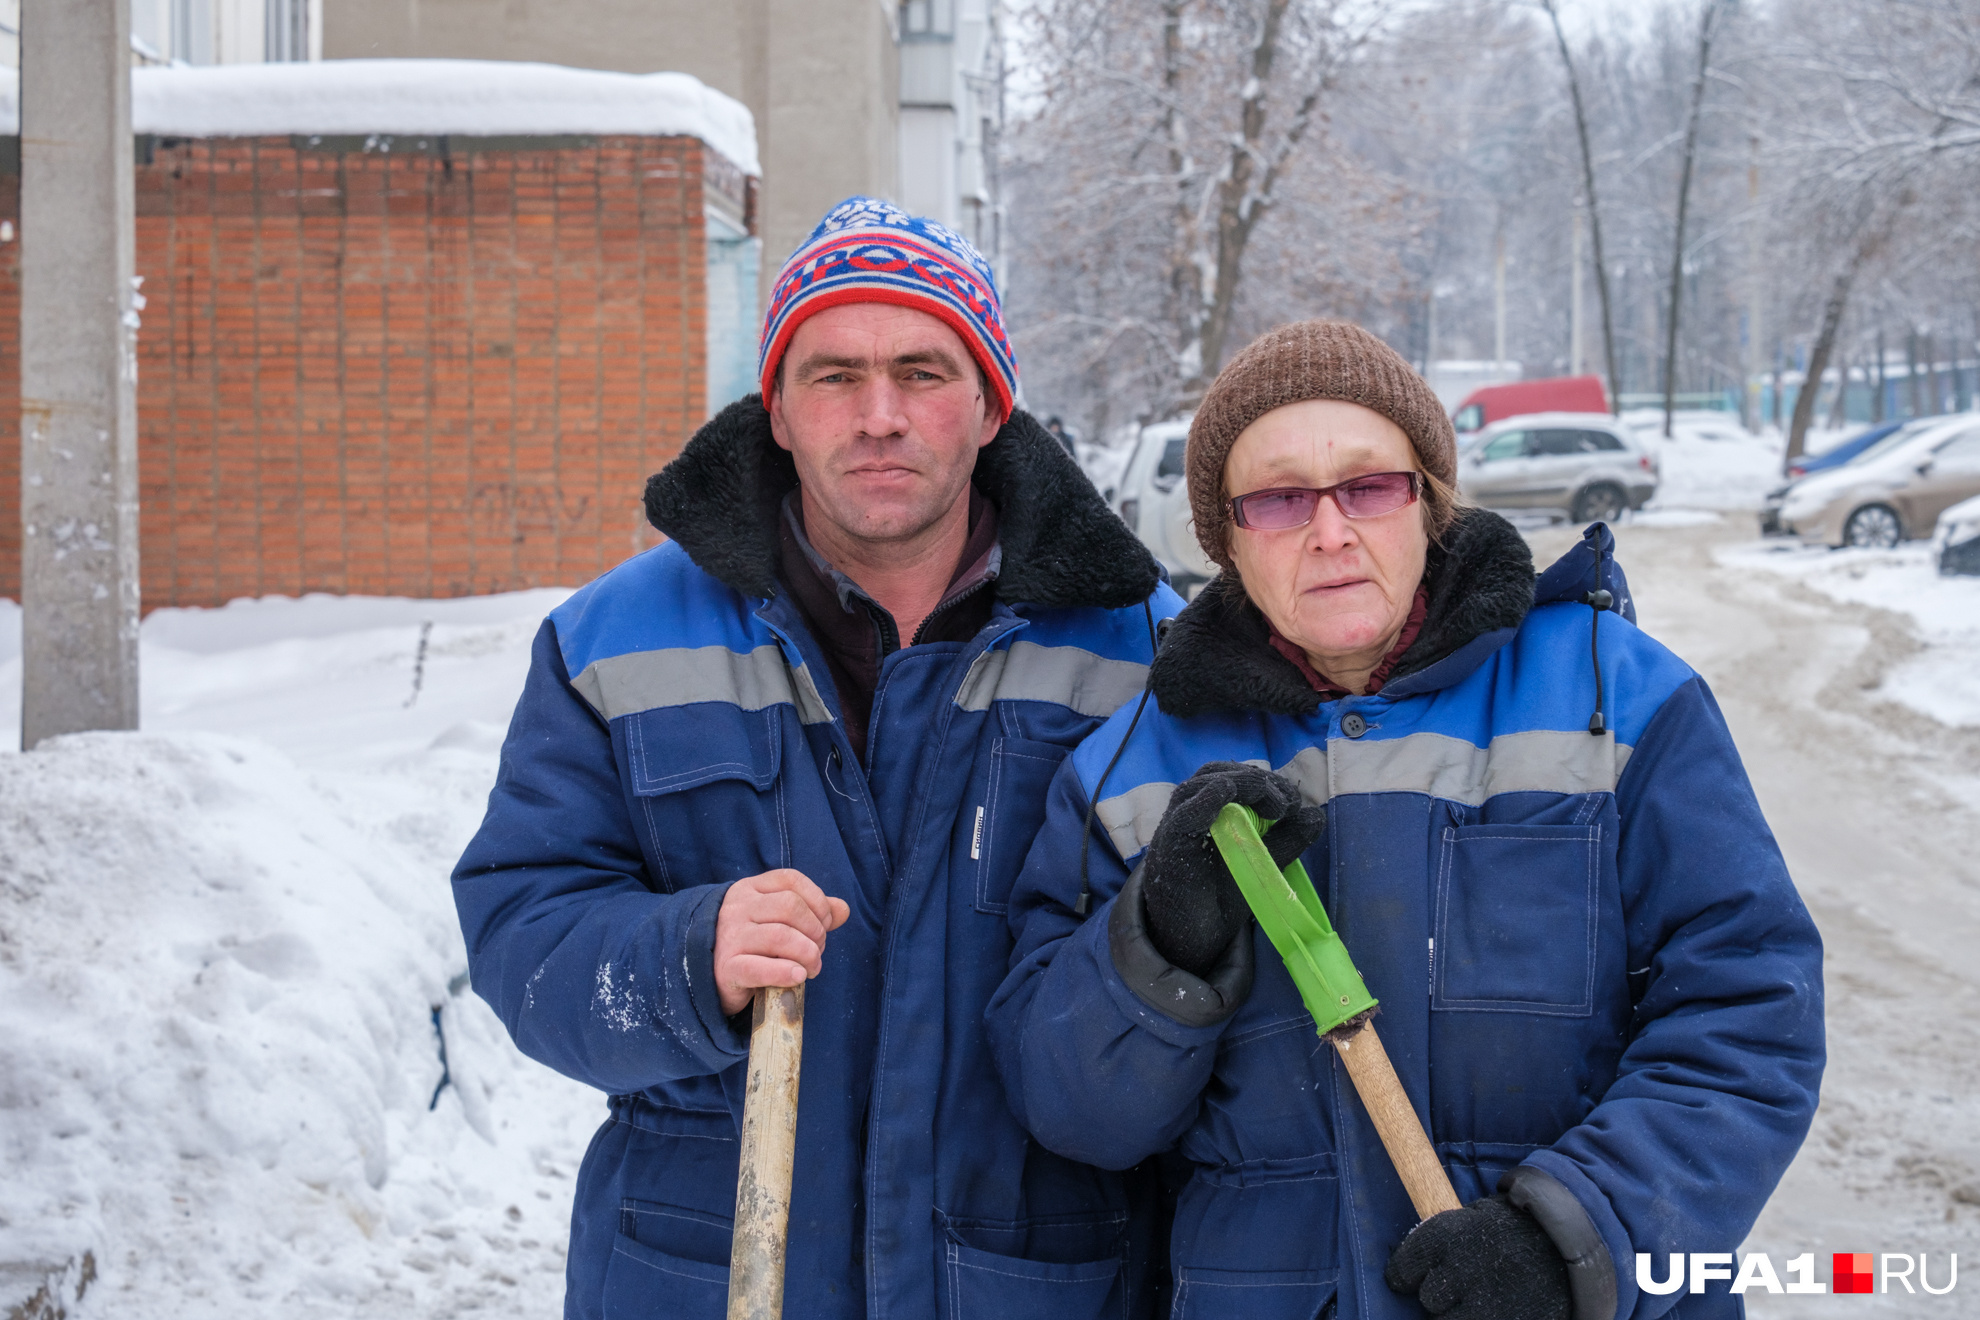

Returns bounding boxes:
[0,589,601,1318]
[1722,541,1980,728]
[1645,431,1779,510]
[131,589,571,770]
[1630,415,1787,513]
[1620,413,1882,516]
[1629,508,1722,529]
[0,60,759,175]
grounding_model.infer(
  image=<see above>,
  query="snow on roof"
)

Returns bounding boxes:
[0,59,759,175]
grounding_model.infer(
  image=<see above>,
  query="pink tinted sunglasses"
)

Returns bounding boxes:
[1227,471,1422,530]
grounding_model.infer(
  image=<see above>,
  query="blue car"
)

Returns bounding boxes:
[1788,420,1907,479]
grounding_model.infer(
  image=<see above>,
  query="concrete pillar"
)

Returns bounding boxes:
[18,0,141,750]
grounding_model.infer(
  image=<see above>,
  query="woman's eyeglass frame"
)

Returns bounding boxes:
[1226,471,1423,531]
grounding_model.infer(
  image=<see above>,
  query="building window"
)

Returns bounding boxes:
[901,0,953,39]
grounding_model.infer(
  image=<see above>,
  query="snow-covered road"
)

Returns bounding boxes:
[1529,517,1980,1315]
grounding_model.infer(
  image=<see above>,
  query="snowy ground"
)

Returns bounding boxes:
[1628,413,1867,514]
[1720,541,1980,732]
[0,590,602,1319]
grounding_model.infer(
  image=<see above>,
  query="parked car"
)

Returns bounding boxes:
[1757,489,1788,536]
[1113,418,1216,591]
[1760,420,1923,535]
[1933,493,1980,576]
[1788,420,1907,480]
[1456,412,1657,523]
[1452,374,1609,436]
[1776,415,1980,547]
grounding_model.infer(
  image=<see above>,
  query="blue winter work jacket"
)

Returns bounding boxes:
[987,513,1825,1320]
[453,399,1183,1320]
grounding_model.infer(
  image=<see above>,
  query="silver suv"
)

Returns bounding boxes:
[1457,412,1658,523]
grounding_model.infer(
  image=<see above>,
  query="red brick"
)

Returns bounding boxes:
[0,135,712,606]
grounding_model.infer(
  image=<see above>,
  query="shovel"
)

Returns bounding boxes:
[1209,803,1461,1221]
[727,984,805,1320]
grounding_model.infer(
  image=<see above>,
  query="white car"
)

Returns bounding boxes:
[1112,419,1217,591]
[1776,416,1980,548]
[1458,412,1658,523]
[1934,493,1980,575]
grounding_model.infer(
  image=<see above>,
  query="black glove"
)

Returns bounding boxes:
[1141,761,1325,977]
[1385,1196,1572,1320]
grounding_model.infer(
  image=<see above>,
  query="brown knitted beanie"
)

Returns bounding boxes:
[1187,320,1457,570]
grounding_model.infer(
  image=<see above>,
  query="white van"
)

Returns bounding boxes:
[1112,419,1217,592]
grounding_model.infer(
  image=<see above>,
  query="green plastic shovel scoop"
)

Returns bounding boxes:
[1208,802,1376,1034]
[1209,803,1461,1220]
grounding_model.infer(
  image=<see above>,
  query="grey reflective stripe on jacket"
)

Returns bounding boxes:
[955,639,1151,716]
[1096,727,1635,861]
[568,642,835,724]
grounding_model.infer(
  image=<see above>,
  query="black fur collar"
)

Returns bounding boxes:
[1148,507,1537,717]
[642,395,1162,610]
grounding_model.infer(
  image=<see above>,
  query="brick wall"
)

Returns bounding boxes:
[1,131,724,608]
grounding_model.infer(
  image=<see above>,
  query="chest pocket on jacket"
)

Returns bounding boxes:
[1432,823,1597,1017]
[623,703,788,892]
[972,736,1071,914]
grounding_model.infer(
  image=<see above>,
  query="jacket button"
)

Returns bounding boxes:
[1341,712,1367,738]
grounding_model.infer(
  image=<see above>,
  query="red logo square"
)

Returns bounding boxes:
[1834,1252,1875,1294]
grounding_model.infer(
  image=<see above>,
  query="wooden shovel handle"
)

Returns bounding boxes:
[728,983,805,1320]
[1329,1021,1463,1221]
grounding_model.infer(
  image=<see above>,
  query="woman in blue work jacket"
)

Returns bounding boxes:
[987,321,1824,1320]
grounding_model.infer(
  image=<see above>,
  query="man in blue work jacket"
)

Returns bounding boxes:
[453,197,1184,1319]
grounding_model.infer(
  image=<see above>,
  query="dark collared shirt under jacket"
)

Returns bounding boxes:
[777,488,1001,762]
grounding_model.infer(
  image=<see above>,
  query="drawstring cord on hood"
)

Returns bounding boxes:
[1584,539,1611,736]
[1075,600,1162,917]
[1583,588,1612,735]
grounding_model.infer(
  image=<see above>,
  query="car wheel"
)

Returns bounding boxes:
[1571,484,1627,525]
[1842,504,1903,549]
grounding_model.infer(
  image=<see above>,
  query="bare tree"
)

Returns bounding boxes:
[1539,0,1620,413]
[1660,0,1729,436]
[1005,0,1404,426]
[1183,0,1381,395]
[1003,0,1980,450]
[1770,0,1980,462]
[1785,262,1863,461]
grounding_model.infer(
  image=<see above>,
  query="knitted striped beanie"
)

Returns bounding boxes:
[758,197,1018,423]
